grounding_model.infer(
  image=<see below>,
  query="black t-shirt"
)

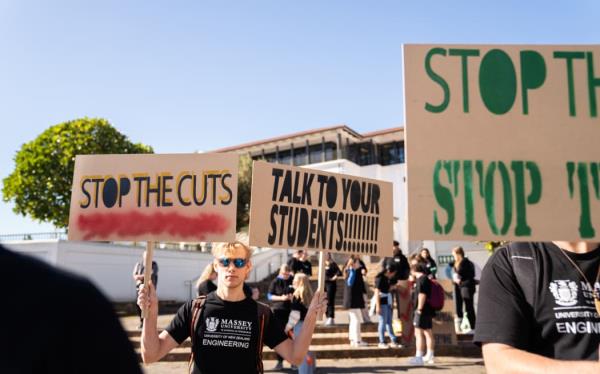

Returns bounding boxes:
[424,258,437,278]
[268,276,294,310]
[166,292,288,374]
[291,297,308,321]
[0,245,142,373]
[325,261,342,282]
[375,272,391,305]
[413,274,433,314]
[456,257,476,288]
[474,242,600,360]
[296,260,313,276]
[197,280,217,297]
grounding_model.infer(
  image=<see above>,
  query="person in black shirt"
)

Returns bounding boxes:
[133,250,159,328]
[267,264,294,370]
[474,241,600,373]
[419,247,437,279]
[196,263,218,297]
[408,254,435,365]
[0,245,142,373]
[288,249,312,275]
[138,241,327,374]
[451,246,477,333]
[324,253,342,326]
[383,241,410,319]
[374,265,401,348]
[343,255,368,347]
[297,250,313,276]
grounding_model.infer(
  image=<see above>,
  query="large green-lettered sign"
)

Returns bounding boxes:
[404,44,600,241]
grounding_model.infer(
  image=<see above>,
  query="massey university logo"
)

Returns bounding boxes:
[205,317,220,332]
[549,280,579,306]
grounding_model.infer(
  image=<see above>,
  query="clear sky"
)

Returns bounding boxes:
[0,0,598,235]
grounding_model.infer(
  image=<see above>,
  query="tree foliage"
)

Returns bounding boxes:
[2,118,153,228]
[236,154,253,231]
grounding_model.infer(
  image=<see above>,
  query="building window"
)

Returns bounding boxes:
[347,142,375,166]
[324,142,336,161]
[293,147,307,166]
[378,141,405,165]
[250,142,338,165]
[277,150,291,165]
[304,142,337,164]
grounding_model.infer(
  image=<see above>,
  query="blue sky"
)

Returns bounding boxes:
[0,0,598,235]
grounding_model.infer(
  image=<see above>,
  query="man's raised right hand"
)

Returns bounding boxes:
[137,281,158,316]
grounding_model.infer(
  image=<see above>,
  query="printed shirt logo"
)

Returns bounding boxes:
[205,317,220,332]
[549,280,579,306]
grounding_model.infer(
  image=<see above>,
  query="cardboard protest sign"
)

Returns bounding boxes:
[249,161,394,257]
[68,153,238,242]
[404,44,600,241]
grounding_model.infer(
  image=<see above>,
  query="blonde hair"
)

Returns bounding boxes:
[211,241,252,259]
[196,263,216,289]
[292,273,313,308]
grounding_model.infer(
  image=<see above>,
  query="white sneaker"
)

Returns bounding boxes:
[351,340,368,347]
[378,343,389,348]
[388,341,403,348]
[325,318,334,326]
[407,356,424,366]
[423,355,435,364]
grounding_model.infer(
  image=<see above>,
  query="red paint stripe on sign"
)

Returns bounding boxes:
[77,211,230,240]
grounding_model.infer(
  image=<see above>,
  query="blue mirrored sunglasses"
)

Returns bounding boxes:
[218,257,247,268]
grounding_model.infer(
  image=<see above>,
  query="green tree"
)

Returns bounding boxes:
[2,118,153,228]
[236,154,253,231]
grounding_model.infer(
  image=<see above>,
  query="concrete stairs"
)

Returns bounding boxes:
[125,313,480,363]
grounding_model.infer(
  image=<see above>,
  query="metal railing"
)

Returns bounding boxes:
[0,231,67,242]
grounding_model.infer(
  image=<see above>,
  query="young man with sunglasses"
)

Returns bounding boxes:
[137,241,327,373]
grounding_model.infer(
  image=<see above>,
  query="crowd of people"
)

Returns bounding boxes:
[253,242,482,368]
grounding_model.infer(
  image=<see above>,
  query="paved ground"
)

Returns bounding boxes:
[142,357,485,373]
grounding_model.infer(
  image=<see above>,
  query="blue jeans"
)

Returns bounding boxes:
[293,321,312,374]
[377,304,397,344]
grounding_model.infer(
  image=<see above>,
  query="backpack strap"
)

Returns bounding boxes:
[506,242,539,309]
[189,296,207,373]
[255,301,271,374]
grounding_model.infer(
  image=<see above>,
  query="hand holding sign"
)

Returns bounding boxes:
[249,161,393,317]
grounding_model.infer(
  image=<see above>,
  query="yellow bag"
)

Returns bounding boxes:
[392,318,403,335]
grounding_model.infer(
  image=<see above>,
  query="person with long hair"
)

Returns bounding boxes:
[419,248,437,279]
[324,252,342,326]
[343,255,368,347]
[451,246,476,333]
[408,254,435,365]
[374,264,401,348]
[286,273,315,374]
[196,263,218,297]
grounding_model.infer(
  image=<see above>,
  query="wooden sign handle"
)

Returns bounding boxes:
[316,251,326,321]
[142,241,155,319]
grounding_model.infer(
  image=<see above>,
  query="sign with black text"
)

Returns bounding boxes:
[68,153,238,242]
[249,161,394,256]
